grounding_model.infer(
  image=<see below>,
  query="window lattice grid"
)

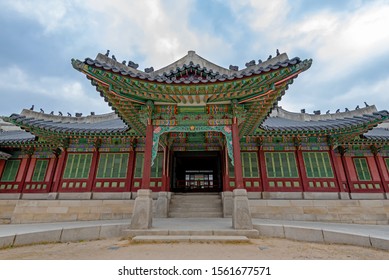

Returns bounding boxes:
[265,152,299,178]
[96,153,129,179]
[242,152,259,178]
[303,152,334,178]
[63,153,92,179]
[353,158,372,181]
[134,153,144,178]
[32,160,49,182]
[0,160,20,182]
[151,153,163,178]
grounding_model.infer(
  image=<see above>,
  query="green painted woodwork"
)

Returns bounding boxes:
[265,152,299,178]
[353,158,372,181]
[32,159,49,182]
[385,158,389,172]
[303,152,334,178]
[228,158,235,178]
[63,153,92,179]
[134,153,144,178]
[96,153,129,178]
[151,125,234,166]
[0,160,20,182]
[242,152,259,178]
[151,153,163,178]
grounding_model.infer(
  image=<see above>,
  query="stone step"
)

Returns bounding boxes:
[169,212,223,218]
[169,207,222,212]
[124,229,259,238]
[132,235,249,243]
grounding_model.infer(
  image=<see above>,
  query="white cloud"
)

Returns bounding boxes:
[0,66,107,114]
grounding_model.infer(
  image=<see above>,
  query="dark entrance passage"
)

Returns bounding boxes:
[171,151,222,192]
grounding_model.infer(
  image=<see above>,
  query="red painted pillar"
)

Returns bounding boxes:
[47,156,59,192]
[126,149,136,192]
[88,149,99,192]
[329,149,345,193]
[51,149,67,192]
[258,148,267,192]
[339,149,352,193]
[141,122,153,189]
[223,148,229,191]
[295,149,308,192]
[231,119,244,189]
[0,160,5,178]
[373,154,388,193]
[20,156,32,193]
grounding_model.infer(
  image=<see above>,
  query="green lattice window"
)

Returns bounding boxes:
[303,152,334,178]
[63,153,92,179]
[134,153,144,178]
[353,158,371,181]
[1,160,20,182]
[32,160,49,182]
[265,152,298,178]
[242,152,259,178]
[151,153,163,178]
[96,153,129,178]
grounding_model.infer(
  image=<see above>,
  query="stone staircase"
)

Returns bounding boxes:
[168,192,223,218]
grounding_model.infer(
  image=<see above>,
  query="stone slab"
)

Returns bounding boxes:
[262,192,303,199]
[0,235,15,248]
[370,236,389,250]
[132,235,249,242]
[232,189,253,230]
[13,229,62,246]
[99,224,129,239]
[0,193,21,200]
[57,192,92,200]
[323,230,371,247]
[303,192,340,200]
[168,230,213,236]
[284,226,324,243]
[253,224,285,238]
[21,193,51,200]
[130,189,153,229]
[60,226,101,242]
[350,193,386,200]
[92,192,132,200]
[123,229,169,237]
[213,229,259,238]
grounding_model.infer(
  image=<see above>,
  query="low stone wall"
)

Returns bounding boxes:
[249,200,389,225]
[1,200,135,224]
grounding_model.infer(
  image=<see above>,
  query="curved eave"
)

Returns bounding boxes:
[72,58,312,104]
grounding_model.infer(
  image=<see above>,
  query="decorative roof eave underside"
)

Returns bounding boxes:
[0,150,12,159]
[72,52,312,135]
[258,110,389,143]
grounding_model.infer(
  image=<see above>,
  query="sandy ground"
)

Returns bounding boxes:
[0,237,389,260]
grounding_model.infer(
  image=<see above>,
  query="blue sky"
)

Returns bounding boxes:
[1,0,389,116]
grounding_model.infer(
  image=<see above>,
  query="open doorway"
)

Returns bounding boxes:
[171,151,222,192]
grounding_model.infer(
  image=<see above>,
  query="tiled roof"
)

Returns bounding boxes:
[363,127,389,140]
[260,111,389,133]
[76,51,310,85]
[0,130,35,144]
[7,110,128,134]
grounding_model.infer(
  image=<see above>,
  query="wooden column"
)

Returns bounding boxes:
[372,149,388,193]
[339,147,351,193]
[87,149,100,192]
[231,119,244,189]
[162,146,168,191]
[295,149,308,192]
[47,154,59,192]
[126,149,136,192]
[20,155,32,193]
[329,148,345,193]
[51,149,67,192]
[141,122,153,189]
[258,148,267,192]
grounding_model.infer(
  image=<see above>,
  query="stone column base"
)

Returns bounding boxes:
[232,189,253,230]
[154,191,169,218]
[223,191,233,218]
[130,189,153,229]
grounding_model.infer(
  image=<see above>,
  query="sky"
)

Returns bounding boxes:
[1,0,389,117]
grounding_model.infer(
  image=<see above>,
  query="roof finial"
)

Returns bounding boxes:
[105,50,110,56]
[30,105,34,110]
[276,49,280,56]
[364,101,369,107]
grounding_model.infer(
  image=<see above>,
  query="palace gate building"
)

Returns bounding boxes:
[1,51,389,227]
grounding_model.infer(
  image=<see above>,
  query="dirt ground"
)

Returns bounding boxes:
[1,237,389,260]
